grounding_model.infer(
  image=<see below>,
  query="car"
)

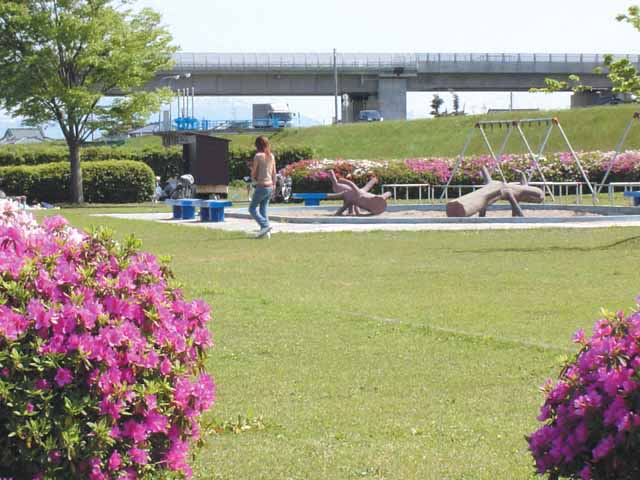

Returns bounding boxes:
[358,110,383,122]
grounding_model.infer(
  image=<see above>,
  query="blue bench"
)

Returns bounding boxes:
[292,193,328,206]
[165,199,200,220]
[624,191,640,206]
[198,200,233,222]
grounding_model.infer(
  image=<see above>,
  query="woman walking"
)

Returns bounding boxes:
[249,136,276,238]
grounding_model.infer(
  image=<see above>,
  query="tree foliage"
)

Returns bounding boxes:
[430,94,445,117]
[0,0,176,203]
[531,5,640,99]
[452,92,461,115]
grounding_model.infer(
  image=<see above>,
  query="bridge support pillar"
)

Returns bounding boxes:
[378,78,407,121]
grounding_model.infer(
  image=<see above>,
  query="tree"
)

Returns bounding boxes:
[531,5,640,99]
[0,1,175,203]
[452,93,460,114]
[430,94,445,117]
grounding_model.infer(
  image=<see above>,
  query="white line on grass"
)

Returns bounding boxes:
[346,312,574,353]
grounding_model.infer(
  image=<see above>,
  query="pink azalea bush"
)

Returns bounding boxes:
[0,200,214,479]
[528,301,640,480]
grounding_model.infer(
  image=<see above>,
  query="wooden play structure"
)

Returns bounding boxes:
[327,170,392,215]
[446,167,544,217]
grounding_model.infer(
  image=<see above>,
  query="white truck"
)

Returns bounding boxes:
[252,103,295,128]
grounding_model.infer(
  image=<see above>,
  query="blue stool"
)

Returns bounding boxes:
[198,200,233,222]
[624,191,640,206]
[292,193,328,206]
[166,199,199,220]
[165,199,182,219]
[178,199,199,220]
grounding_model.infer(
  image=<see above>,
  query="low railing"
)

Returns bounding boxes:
[381,184,432,202]
[529,181,584,205]
[382,182,587,205]
[170,52,640,72]
[605,182,640,205]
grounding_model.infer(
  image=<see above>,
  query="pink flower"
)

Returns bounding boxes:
[129,447,149,465]
[160,358,172,375]
[35,378,49,390]
[122,420,148,444]
[99,398,123,420]
[107,450,122,470]
[145,410,169,434]
[573,329,586,345]
[54,368,73,387]
[592,435,615,461]
[48,450,61,464]
[163,438,191,474]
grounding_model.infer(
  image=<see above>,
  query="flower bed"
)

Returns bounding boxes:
[283,151,640,194]
[529,301,640,480]
[0,201,214,479]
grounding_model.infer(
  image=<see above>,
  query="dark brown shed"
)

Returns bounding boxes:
[160,131,231,196]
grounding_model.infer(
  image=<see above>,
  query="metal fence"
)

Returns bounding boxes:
[170,52,640,72]
[382,182,587,205]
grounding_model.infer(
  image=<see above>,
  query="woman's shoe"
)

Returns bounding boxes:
[255,226,272,238]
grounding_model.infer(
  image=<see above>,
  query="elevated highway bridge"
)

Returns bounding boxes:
[148,52,639,121]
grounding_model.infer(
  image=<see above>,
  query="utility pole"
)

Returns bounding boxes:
[333,48,339,124]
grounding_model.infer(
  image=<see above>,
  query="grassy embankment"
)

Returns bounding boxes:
[127,104,640,160]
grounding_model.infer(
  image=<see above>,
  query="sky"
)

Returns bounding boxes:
[131,0,640,122]
[2,0,640,131]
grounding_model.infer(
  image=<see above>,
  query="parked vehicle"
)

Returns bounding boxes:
[253,103,296,128]
[243,174,292,203]
[162,174,195,200]
[274,174,293,203]
[358,110,383,122]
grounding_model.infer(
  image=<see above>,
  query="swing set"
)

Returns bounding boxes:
[596,111,640,197]
[440,117,596,203]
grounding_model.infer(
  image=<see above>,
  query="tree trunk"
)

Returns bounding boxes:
[68,141,84,204]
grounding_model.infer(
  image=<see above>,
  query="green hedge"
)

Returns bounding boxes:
[0,160,155,203]
[228,145,314,179]
[0,143,314,181]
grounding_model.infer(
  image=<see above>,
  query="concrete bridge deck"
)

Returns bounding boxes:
[148,52,638,121]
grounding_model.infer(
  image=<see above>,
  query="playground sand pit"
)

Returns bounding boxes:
[276,208,603,219]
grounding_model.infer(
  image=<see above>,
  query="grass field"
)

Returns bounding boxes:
[48,207,640,479]
[126,104,640,160]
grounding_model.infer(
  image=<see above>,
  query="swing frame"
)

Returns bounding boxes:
[440,117,596,203]
[596,112,640,195]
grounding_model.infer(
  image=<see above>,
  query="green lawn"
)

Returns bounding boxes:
[48,208,640,479]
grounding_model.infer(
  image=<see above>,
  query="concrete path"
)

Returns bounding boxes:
[95,212,640,235]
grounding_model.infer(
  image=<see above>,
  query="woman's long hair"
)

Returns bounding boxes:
[255,136,274,167]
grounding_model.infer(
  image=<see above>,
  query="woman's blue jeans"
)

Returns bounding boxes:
[249,187,273,229]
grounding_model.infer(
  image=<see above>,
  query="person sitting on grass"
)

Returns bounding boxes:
[249,136,276,239]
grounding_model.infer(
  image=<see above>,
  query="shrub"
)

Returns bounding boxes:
[528,302,640,480]
[228,145,314,180]
[0,160,155,203]
[0,201,214,479]
[0,143,315,182]
[0,144,183,179]
[281,150,640,194]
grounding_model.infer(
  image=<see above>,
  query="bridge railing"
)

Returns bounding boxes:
[168,52,640,72]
